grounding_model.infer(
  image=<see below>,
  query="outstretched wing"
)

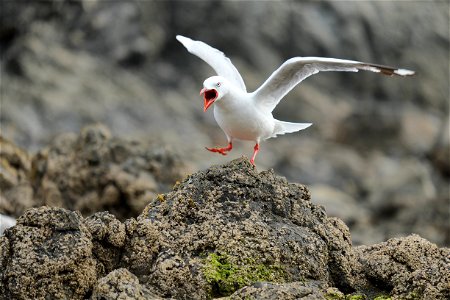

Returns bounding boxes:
[176,35,247,92]
[252,57,414,112]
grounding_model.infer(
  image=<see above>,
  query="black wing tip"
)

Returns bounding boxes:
[366,63,415,77]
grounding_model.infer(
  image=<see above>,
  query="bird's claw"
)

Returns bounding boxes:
[205,146,229,156]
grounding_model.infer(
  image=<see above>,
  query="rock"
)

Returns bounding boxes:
[84,212,126,274]
[91,268,162,300]
[309,184,368,225]
[0,206,98,299]
[122,158,359,298]
[355,234,450,299]
[400,106,441,155]
[0,136,35,217]
[0,161,449,299]
[228,281,328,300]
[1,125,186,220]
[429,117,450,178]
[32,124,185,220]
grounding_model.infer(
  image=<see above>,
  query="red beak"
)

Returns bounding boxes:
[200,88,218,112]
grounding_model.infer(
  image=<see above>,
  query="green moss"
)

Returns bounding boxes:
[346,295,366,300]
[324,289,345,300]
[374,295,392,300]
[202,252,286,297]
[324,291,368,300]
[405,290,421,299]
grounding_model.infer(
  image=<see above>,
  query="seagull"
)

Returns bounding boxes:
[176,35,414,165]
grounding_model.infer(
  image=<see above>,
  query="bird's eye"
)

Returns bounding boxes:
[216,82,221,87]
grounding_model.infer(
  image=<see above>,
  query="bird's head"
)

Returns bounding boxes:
[200,76,228,112]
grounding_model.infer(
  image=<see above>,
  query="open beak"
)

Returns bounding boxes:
[200,88,218,112]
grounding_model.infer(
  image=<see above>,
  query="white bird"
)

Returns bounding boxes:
[176,35,414,165]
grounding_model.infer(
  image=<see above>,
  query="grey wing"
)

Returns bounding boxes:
[176,35,247,92]
[252,57,415,112]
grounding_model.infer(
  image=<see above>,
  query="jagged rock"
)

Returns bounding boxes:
[91,268,162,300]
[227,281,329,300]
[0,161,449,299]
[0,206,98,299]
[0,125,186,221]
[84,212,127,274]
[31,124,185,220]
[122,158,359,299]
[0,136,35,217]
[355,234,450,299]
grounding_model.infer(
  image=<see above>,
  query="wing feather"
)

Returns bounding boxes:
[176,35,247,92]
[252,57,414,112]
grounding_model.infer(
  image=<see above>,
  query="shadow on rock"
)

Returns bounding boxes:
[1,159,448,299]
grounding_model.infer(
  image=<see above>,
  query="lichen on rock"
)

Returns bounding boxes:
[1,158,448,299]
[122,158,358,298]
[202,252,286,297]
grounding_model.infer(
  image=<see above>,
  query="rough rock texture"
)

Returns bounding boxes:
[0,124,185,220]
[122,158,360,299]
[0,207,98,299]
[32,124,185,220]
[0,137,34,217]
[84,211,127,275]
[0,160,448,299]
[91,268,161,300]
[355,234,450,300]
[228,281,329,300]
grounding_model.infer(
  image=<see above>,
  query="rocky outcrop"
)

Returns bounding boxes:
[91,268,161,300]
[355,235,450,300]
[0,207,98,299]
[0,137,34,217]
[1,159,448,299]
[31,124,185,220]
[122,158,358,299]
[0,124,185,221]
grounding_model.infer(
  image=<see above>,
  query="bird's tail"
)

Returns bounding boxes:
[272,120,312,137]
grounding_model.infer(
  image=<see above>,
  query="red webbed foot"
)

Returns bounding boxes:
[205,142,232,156]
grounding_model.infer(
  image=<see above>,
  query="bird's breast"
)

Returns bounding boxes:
[213,103,274,142]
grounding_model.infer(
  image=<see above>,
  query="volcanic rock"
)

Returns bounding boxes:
[0,207,98,299]
[1,159,448,299]
[122,158,360,299]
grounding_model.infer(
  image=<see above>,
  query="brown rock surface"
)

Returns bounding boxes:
[0,207,98,299]
[32,124,185,220]
[228,281,329,300]
[355,234,450,300]
[0,160,448,299]
[91,268,162,300]
[84,211,127,275]
[122,158,361,298]
[0,136,34,216]
[0,124,185,221]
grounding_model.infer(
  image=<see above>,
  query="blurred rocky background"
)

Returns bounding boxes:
[0,0,449,246]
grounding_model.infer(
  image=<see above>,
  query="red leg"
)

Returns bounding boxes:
[205,142,233,156]
[250,143,260,165]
